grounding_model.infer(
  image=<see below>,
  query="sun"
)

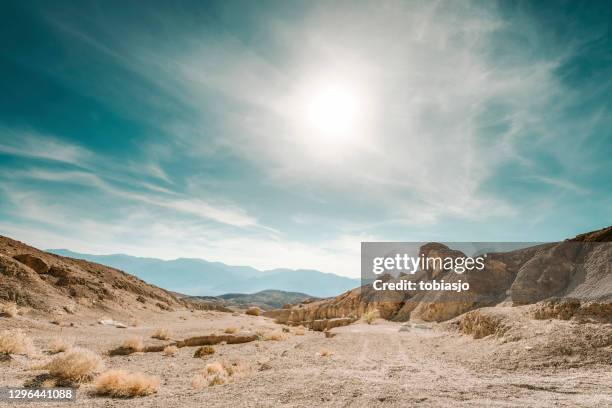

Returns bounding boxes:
[300,81,364,145]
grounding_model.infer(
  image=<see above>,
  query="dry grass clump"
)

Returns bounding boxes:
[109,336,145,356]
[362,309,379,325]
[224,326,238,334]
[94,369,159,397]
[49,338,73,354]
[162,345,178,357]
[245,307,261,316]
[193,345,215,358]
[191,360,247,388]
[264,331,285,341]
[459,310,509,339]
[43,347,104,384]
[122,336,144,352]
[0,329,36,355]
[151,328,171,340]
[319,348,332,357]
[0,302,18,318]
[293,326,306,335]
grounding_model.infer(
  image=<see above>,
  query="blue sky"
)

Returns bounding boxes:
[0,0,610,277]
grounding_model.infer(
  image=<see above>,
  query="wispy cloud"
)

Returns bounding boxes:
[0,128,91,165]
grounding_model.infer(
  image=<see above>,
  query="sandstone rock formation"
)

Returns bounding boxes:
[268,226,612,326]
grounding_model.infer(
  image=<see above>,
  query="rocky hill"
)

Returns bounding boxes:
[268,226,612,330]
[217,290,317,310]
[0,235,228,319]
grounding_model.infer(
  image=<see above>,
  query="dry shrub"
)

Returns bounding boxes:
[49,338,73,354]
[0,329,36,355]
[319,348,332,357]
[224,326,238,334]
[44,347,103,383]
[109,336,145,356]
[151,328,171,340]
[0,302,18,318]
[459,310,509,339]
[293,326,306,336]
[245,307,260,316]
[121,336,144,352]
[191,360,247,388]
[264,331,285,341]
[94,369,159,397]
[162,346,178,357]
[193,345,215,358]
[362,309,379,325]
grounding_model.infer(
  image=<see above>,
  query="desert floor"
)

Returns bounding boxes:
[1,310,610,407]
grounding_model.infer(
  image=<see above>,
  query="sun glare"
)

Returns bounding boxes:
[301,81,364,145]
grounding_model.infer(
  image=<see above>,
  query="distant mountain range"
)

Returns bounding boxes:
[47,249,359,297]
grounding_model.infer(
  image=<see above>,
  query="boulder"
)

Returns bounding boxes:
[12,254,49,274]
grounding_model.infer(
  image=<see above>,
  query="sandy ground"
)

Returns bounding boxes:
[1,310,610,408]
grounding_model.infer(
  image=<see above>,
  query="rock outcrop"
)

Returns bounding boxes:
[268,226,612,326]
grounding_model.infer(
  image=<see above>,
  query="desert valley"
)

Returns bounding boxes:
[0,227,610,407]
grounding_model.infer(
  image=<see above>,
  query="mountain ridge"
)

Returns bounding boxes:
[47,249,359,297]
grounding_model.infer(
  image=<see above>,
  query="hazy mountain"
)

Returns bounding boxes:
[47,249,359,297]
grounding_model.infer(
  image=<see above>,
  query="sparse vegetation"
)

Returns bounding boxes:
[264,331,285,341]
[43,347,103,384]
[245,307,261,316]
[121,336,145,352]
[109,336,145,356]
[0,302,18,318]
[0,329,36,355]
[224,326,238,334]
[363,309,379,325]
[151,328,171,340]
[191,361,247,388]
[162,345,178,357]
[49,338,73,354]
[94,369,159,397]
[194,345,215,358]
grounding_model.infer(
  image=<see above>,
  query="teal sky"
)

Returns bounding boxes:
[0,0,610,277]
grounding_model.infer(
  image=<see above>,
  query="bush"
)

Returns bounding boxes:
[43,347,103,383]
[162,346,178,357]
[263,331,285,341]
[224,327,238,334]
[109,336,145,356]
[151,328,171,340]
[94,369,159,397]
[0,303,18,318]
[191,361,247,388]
[49,338,73,354]
[0,329,36,355]
[362,309,379,325]
[245,307,261,316]
[319,348,332,357]
[193,346,215,358]
[121,336,144,352]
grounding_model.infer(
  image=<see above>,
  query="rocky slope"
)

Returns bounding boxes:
[0,235,228,319]
[268,226,612,329]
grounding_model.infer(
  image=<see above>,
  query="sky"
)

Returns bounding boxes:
[0,0,611,278]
